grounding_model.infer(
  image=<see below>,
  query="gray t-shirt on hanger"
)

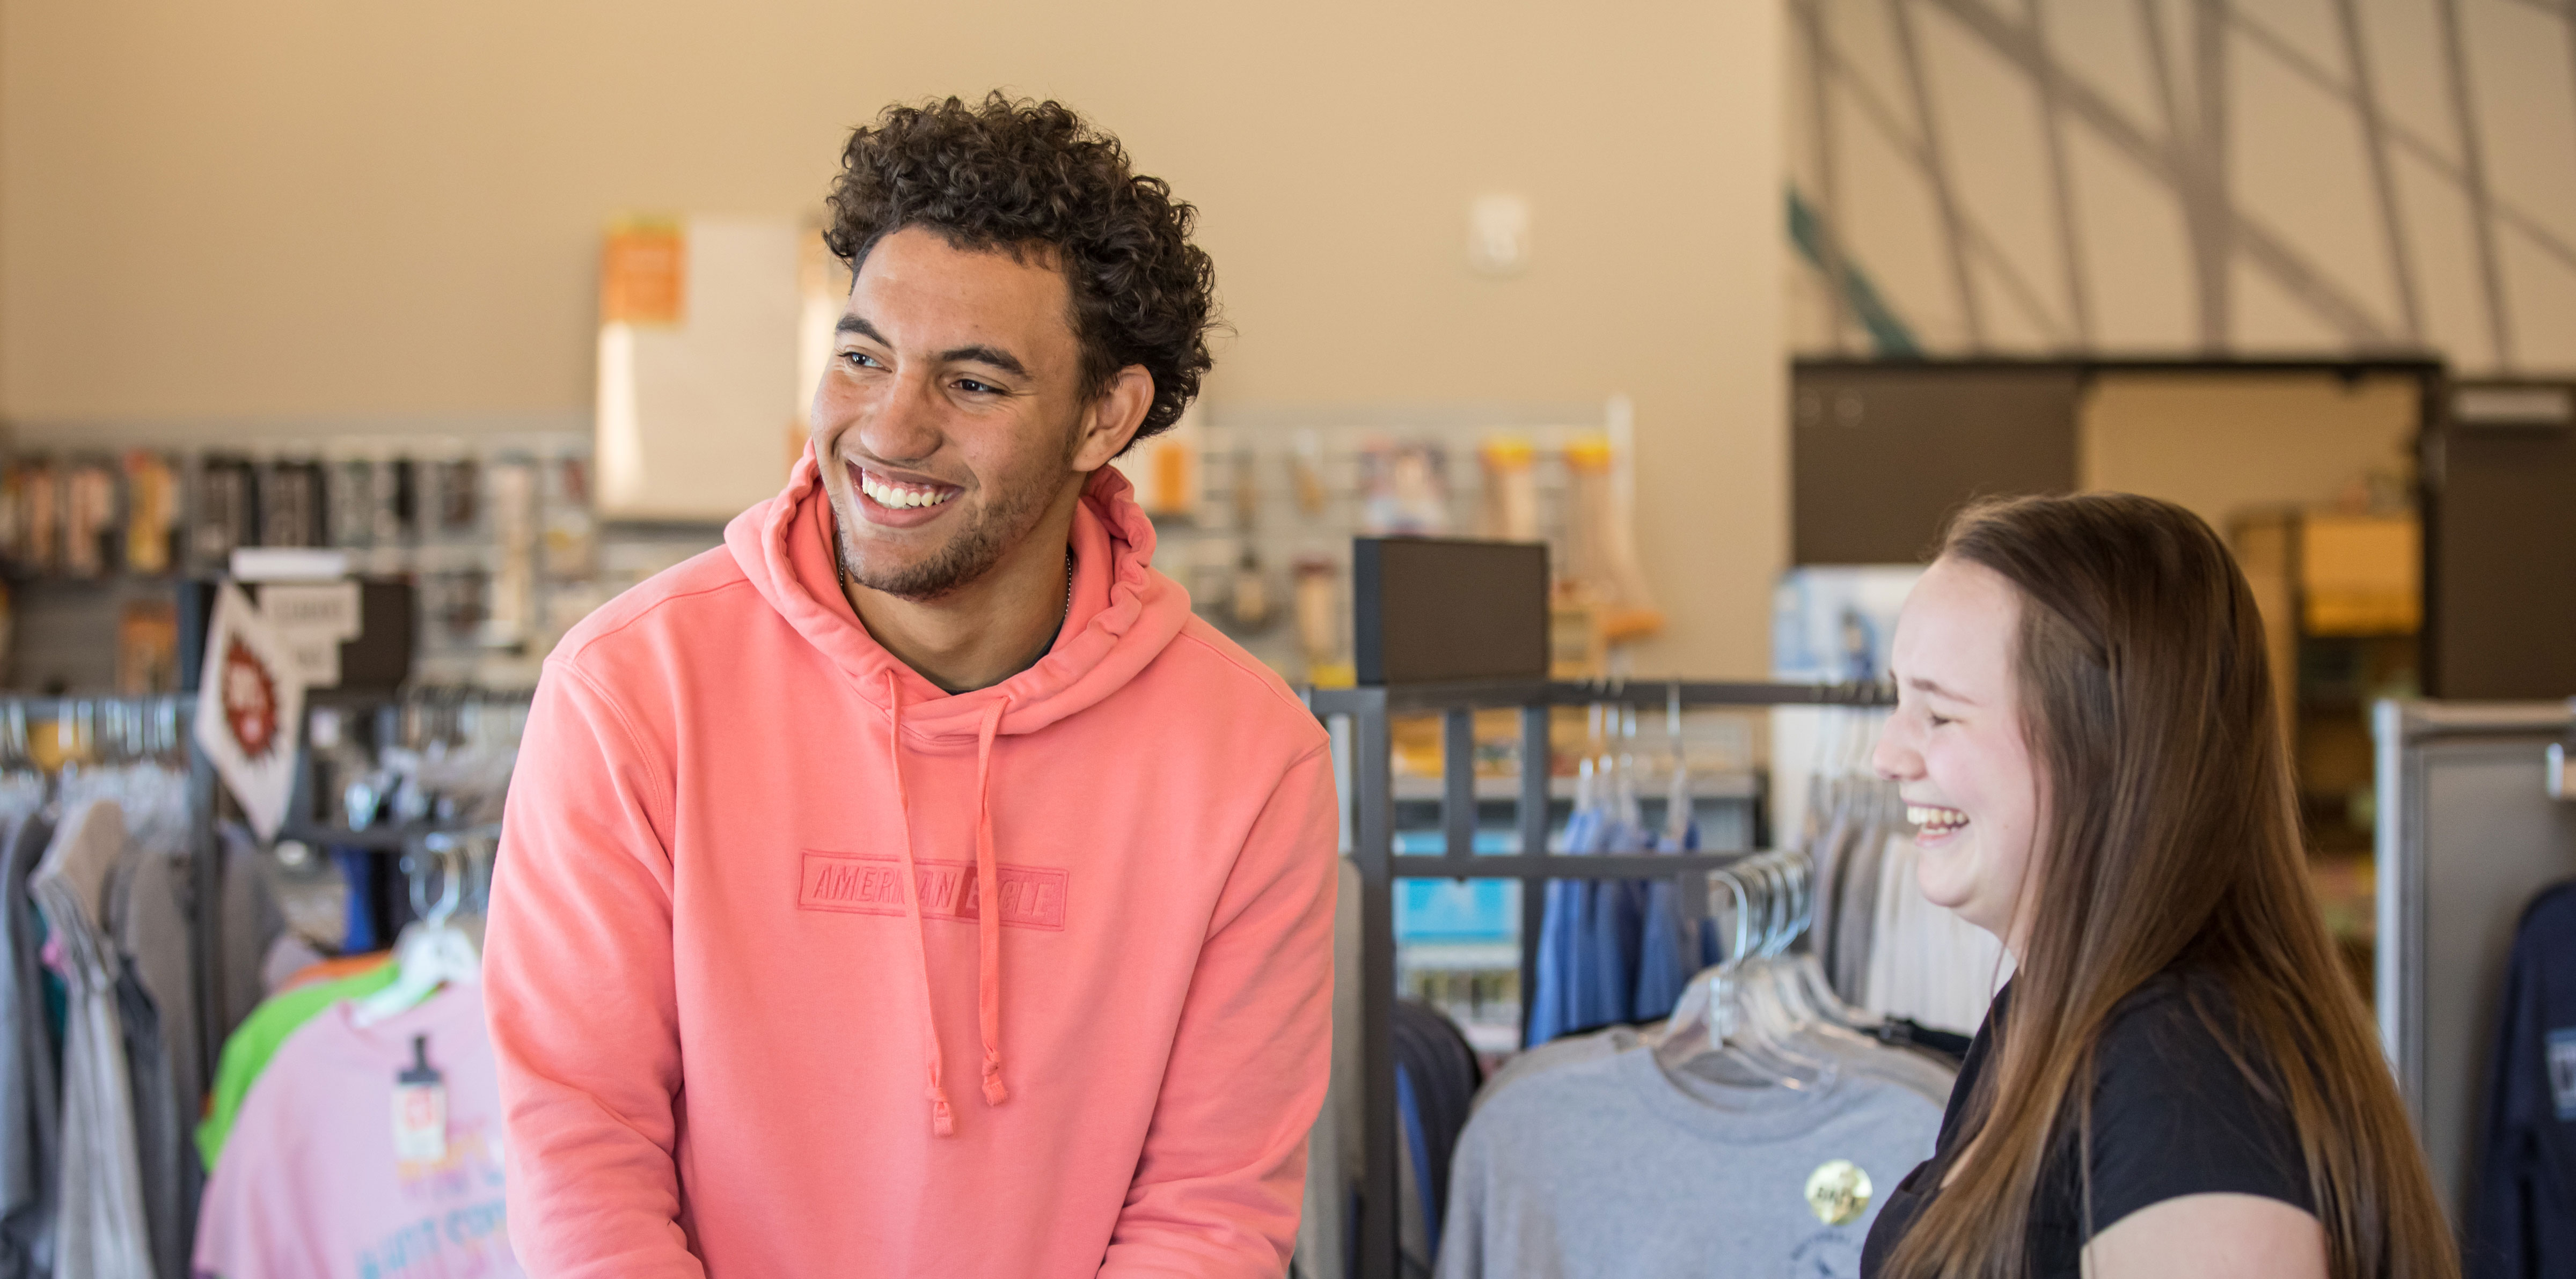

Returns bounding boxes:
[1473,1024,1644,1113]
[1437,1048,1940,1279]
[1479,1018,1953,1115]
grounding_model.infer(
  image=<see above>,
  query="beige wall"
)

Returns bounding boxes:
[2079,371,2420,533]
[0,0,1785,678]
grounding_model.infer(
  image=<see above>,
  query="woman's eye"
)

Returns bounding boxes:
[1927,712,1954,729]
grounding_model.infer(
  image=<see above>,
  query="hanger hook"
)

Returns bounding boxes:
[412,834,466,929]
[1715,868,1753,966]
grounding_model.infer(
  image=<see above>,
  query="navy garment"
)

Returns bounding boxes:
[1632,880,1694,1021]
[1631,881,1684,1021]
[1395,1065,1434,1263]
[1631,818,1707,1023]
[1392,999,1482,1262]
[332,847,379,951]
[2468,879,2576,1279]
[1572,879,1644,1031]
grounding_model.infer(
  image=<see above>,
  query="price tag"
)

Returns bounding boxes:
[392,1035,448,1162]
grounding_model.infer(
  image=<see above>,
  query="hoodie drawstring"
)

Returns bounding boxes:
[971,700,1011,1106]
[883,671,1013,1135]
[882,672,955,1136]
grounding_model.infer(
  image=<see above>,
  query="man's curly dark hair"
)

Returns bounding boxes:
[823,93,1218,445]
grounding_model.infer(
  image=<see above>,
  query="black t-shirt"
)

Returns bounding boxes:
[1860,971,2318,1278]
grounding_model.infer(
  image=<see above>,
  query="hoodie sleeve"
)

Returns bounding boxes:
[1102,741,1339,1277]
[484,662,705,1278]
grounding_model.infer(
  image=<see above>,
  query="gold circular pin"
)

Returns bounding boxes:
[1804,1159,1874,1225]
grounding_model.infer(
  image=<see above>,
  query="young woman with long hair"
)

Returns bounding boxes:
[1857,494,2456,1279]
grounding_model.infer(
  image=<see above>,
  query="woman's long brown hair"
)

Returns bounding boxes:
[1884,494,2455,1279]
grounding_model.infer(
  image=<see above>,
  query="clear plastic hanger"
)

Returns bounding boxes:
[1565,703,1609,855]
[351,835,482,1026]
[1611,705,1643,850]
[1652,852,1841,1092]
[1660,685,1695,851]
[1750,857,1835,1035]
[0,704,46,824]
[1758,852,1877,1031]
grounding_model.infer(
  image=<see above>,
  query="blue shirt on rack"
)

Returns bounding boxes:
[1573,878,1643,1029]
[1526,878,1584,1048]
[1527,806,1607,1048]
[1633,821,1704,1021]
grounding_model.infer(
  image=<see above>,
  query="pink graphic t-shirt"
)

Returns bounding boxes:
[195,984,522,1279]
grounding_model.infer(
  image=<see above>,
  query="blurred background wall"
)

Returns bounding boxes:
[1785,0,2576,369]
[0,0,1787,677]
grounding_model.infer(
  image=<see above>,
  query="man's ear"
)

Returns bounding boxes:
[1069,365,1155,472]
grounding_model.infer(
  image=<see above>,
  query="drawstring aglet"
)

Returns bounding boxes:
[929,1074,956,1137]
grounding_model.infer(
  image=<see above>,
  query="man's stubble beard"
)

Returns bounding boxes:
[835,444,1074,603]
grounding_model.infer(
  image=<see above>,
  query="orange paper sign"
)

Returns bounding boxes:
[602,222,686,325]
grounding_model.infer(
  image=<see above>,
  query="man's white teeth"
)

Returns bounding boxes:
[1908,805,1970,833]
[860,473,956,510]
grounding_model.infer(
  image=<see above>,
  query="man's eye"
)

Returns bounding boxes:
[955,378,1000,394]
[840,350,882,369]
[1927,712,1955,728]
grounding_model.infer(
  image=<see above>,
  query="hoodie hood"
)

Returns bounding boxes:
[722,442,1195,1133]
[726,442,1194,746]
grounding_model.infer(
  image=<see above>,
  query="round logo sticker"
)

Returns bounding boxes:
[1804,1159,1874,1226]
[220,637,279,761]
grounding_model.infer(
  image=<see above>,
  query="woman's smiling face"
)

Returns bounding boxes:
[1873,555,2046,952]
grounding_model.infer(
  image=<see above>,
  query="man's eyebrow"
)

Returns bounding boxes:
[1904,675,1977,705]
[832,315,1028,379]
[939,345,1028,378]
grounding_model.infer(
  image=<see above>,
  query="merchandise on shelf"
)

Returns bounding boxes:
[0,435,707,692]
[122,451,180,576]
[1152,400,1658,685]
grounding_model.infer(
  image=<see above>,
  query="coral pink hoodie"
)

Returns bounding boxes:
[485,449,1337,1277]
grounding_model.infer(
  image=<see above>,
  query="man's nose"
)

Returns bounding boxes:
[855,368,946,464]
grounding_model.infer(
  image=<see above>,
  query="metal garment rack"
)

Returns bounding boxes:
[0,694,222,1090]
[266,686,527,962]
[2373,697,2576,1219]
[1306,678,1891,1279]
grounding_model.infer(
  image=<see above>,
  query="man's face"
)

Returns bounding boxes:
[811,225,1092,601]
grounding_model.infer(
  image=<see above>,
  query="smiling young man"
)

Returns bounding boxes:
[485,95,1338,1277]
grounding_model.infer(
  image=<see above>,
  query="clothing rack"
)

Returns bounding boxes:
[0,693,222,1092]
[46,679,527,1095]
[264,685,523,966]
[2372,697,2576,1219]
[1305,678,1893,1279]
[279,685,531,851]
